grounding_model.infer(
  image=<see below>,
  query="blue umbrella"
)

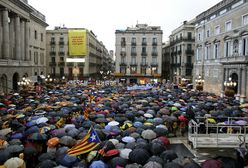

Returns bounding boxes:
[10,133,23,140]
[58,154,78,167]
[25,126,40,136]
[26,121,36,127]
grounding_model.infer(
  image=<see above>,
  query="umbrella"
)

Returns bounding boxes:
[141,129,157,140]
[164,162,182,168]
[235,120,248,125]
[0,150,11,164]
[154,127,168,137]
[144,161,162,168]
[10,133,23,140]
[4,157,24,168]
[109,157,128,168]
[89,160,108,168]
[37,160,57,168]
[120,148,132,159]
[178,115,187,122]
[58,154,78,167]
[150,141,166,155]
[201,159,222,168]
[129,148,151,165]
[207,118,216,124]
[67,128,80,138]
[148,156,164,166]
[5,145,24,154]
[26,120,37,127]
[36,117,49,124]
[108,121,120,126]
[28,133,48,141]
[59,136,76,147]
[122,136,136,143]
[24,146,37,157]
[38,152,56,162]
[47,137,60,148]
[160,150,178,163]
[40,126,51,134]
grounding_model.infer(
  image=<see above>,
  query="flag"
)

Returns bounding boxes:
[84,107,89,120]
[67,127,100,156]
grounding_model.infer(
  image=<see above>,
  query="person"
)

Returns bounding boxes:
[179,121,186,136]
[172,121,178,137]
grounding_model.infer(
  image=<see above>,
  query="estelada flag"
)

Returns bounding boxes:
[67,127,100,156]
[84,107,89,120]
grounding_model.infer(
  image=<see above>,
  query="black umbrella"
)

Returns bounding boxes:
[154,127,168,137]
[0,150,10,164]
[148,155,164,166]
[24,146,37,157]
[38,152,56,162]
[164,162,183,168]
[129,148,151,165]
[5,145,24,154]
[108,156,128,168]
[37,159,57,168]
[150,141,166,156]
[215,156,242,168]
[160,150,178,163]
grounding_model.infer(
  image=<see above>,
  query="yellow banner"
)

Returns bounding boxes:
[68,30,87,56]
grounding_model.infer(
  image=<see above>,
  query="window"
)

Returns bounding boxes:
[206,30,210,37]
[152,46,157,53]
[224,40,231,57]
[233,39,239,55]
[60,37,64,41]
[60,57,64,61]
[121,56,125,63]
[187,44,192,50]
[214,43,220,59]
[225,21,232,32]
[41,33,43,41]
[187,56,192,64]
[242,36,248,56]
[131,47,136,53]
[188,32,192,39]
[180,33,182,40]
[40,53,44,65]
[131,37,136,44]
[131,56,136,64]
[51,57,55,62]
[141,57,146,64]
[34,30,37,40]
[152,57,157,63]
[60,68,64,77]
[34,51,38,64]
[152,37,157,44]
[142,37,146,43]
[120,67,126,74]
[198,33,201,41]
[142,47,146,53]
[243,14,248,26]
[51,47,55,52]
[215,26,220,35]
[130,67,137,74]
[141,67,146,74]
[59,46,64,52]
[196,47,202,61]
[205,45,210,60]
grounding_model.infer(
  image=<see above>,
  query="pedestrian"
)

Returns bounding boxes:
[172,121,178,137]
[179,121,186,136]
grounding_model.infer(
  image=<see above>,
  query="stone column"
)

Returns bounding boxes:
[15,15,21,60]
[238,67,242,95]
[2,9,9,59]
[221,68,226,97]
[20,20,25,60]
[0,11,2,59]
[25,21,29,61]
[9,16,14,59]
[240,67,247,103]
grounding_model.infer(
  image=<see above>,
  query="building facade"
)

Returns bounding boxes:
[0,0,48,93]
[46,27,111,81]
[115,24,163,84]
[169,20,195,84]
[162,43,171,81]
[194,0,248,101]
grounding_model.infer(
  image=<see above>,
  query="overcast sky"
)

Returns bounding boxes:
[28,0,221,51]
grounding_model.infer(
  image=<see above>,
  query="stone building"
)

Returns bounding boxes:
[194,0,248,101]
[115,24,163,84]
[0,0,48,93]
[169,20,195,84]
[162,43,171,81]
[46,27,111,81]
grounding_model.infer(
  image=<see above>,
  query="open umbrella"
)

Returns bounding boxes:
[38,152,56,162]
[109,157,128,168]
[59,136,76,147]
[28,133,48,141]
[58,154,78,167]
[36,117,49,124]
[160,150,178,163]
[4,157,24,168]
[120,148,132,159]
[141,129,157,140]
[47,137,60,148]
[37,159,57,168]
[129,148,151,165]
[5,145,24,154]
[122,136,136,143]
[150,141,166,156]
[144,161,162,168]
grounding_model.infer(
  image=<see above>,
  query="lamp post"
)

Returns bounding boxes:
[224,77,237,97]
[17,77,30,91]
[100,70,104,85]
[195,75,204,91]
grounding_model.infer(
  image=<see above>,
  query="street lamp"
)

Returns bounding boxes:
[195,75,204,91]
[224,77,237,97]
[18,77,30,90]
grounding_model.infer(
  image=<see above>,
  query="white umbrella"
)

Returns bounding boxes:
[4,157,24,168]
[144,113,153,118]
[36,117,48,124]
[141,129,157,140]
[120,148,132,159]
[122,136,135,143]
[109,139,119,145]
[108,121,119,126]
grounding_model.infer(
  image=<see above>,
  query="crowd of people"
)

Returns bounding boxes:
[0,81,247,168]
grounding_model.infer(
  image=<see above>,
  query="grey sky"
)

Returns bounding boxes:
[28,0,221,51]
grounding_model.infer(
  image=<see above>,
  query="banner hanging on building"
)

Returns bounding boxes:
[68,30,87,56]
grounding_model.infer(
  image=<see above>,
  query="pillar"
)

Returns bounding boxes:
[221,68,226,97]
[15,15,21,60]
[0,11,2,58]
[20,20,25,60]
[9,16,14,59]
[2,9,9,59]
[25,21,29,61]
[240,67,247,103]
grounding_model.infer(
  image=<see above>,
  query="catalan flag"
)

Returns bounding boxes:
[67,127,100,156]
[84,107,89,120]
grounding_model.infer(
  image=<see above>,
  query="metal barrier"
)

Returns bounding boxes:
[188,117,248,148]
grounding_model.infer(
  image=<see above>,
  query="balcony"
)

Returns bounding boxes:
[141,52,147,56]
[131,52,137,56]
[150,62,158,67]
[130,62,137,66]
[77,62,85,67]
[50,41,56,45]
[49,62,56,66]
[67,62,74,67]
[50,51,56,56]
[152,42,157,46]
[120,51,126,56]
[58,62,65,66]
[142,42,147,46]
[177,50,182,55]
[131,42,136,46]
[59,41,64,45]
[185,50,194,55]
[140,62,148,67]
[152,52,158,56]
[121,41,126,46]
[185,63,193,68]
[58,51,65,56]
[171,63,181,67]
[119,62,127,66]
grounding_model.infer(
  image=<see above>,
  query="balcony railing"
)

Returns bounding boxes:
[177,50,182,55]
[77,63,85,67]
[140,62,148,66]
[152,52,158,56]
[121,41,126,46]
[58,62,65,66]
[59,41,64,45]
[130,62,137,66]
[67,62,74,67]
[142,42,147,46]
[171,63,181,67]
[141,52,147,56]
[152,42,157,46]
[150,62,158,67]
[59,51,65,56]
[120,51,126,56]
[185,63,193,68]
[50,41,56,45]
[49,62,56,66]
[131,42,136,46]
[50,51,56,56]
[131,52,137,56]
[170,38,195,45]
[185,50,194,55]
[120,62,127,66]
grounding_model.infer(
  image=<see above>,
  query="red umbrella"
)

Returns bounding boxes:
[178,115,187,122]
